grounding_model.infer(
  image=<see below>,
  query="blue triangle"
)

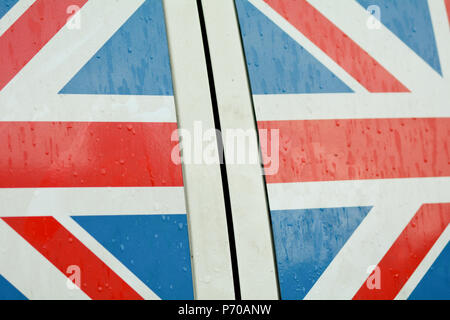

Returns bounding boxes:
[0,275,27,300]
[271,206,372,300]
[0,0,18,20]
[408,242,450,300]
[234,0,352,94]
[60,0,173,95]
[357,0,442,75]
[72,215,193,300]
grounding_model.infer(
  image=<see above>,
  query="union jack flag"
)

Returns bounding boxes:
[0,0,193,300]
[235,0,450,300]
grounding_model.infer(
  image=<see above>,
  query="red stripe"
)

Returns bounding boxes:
[0,0,89,91]
[263,0,408,92]
[259,118,450,183]
[0,122,183,187]
[2,216,143,300]
[353,203,450,300]
[446,0,450,25]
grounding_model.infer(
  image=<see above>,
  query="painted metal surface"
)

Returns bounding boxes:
[0,0,195,300]
[235,0,450,300]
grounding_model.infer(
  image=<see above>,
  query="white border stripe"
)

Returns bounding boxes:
[307,0,445,93]
[267,178,450,211]
[55,216,161,300]
[0,219,90,300]
[248,0,367,93]
[395,225,450,300]
[0,0,36,37]
[0,187,186,217]
[253,93,450,121]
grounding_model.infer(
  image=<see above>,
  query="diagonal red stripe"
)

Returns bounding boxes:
[353,203,450,300]
[0,0,89,91]
[0,122,183,188]
[263,0,409,92]
[259,118,450,183]
[2,216,143,300]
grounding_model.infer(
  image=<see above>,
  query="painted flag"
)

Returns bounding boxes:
[0,0,193,300]
[235,0,450,300]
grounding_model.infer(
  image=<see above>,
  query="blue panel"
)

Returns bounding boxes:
[0,275,27,300]
[73,215,193,300]
[357,0,442,75]
[60,0,173,95]
[408,242,450,300]
[234,0,352,94]
[271,207,372,300]
[0,0,18,20]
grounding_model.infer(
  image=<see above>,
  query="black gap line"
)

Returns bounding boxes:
[231,0,282,299]
[196,0,242,300]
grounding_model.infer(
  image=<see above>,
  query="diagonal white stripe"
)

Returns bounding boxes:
[248,0,367,93]
[428,0,450,80]
[307,0,446,93]
[55,215,161,300]
[0,0,36,37]
[0,219,90,300]
[395,225,450,300]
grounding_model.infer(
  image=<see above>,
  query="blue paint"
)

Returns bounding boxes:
[0,275,27,300]
[0,0,18,20]
[73,214,193,300]
[234,0,352,94]
[357,0,442,75]
[60,0,173,95]
[408,242,450,300]
[271,207,372,300]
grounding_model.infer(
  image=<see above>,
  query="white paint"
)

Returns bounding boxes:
[253,92,450,121]
[164,0,235,299]
[200,0,279,299]
[428,0,450,80]
[0,187,186,217]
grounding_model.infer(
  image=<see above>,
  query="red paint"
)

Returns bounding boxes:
[0,0,89,91]
[353,203,450,300]
[263,0,408,92]
[2,216,143,300]
[445,0,450,25]
[0,122,183,187]
[259,118,450,183]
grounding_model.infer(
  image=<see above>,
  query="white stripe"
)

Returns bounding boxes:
[0,0,175,123]
[428,0,450,80]
[0,187,186,217]
[0,94,177,122]
[307,0,445,93]
[0,219,90,300]
[253,92,450,121]
[248,0,367,93]
[395,225,449,300]
[55,216,161,300]
[267,177,450,211]
[0,0,36,37]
